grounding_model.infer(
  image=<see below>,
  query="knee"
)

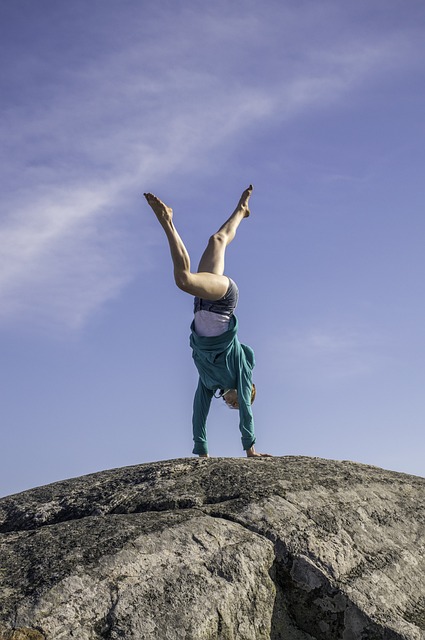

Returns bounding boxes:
[174,270,192,293]
[209,231,227,246]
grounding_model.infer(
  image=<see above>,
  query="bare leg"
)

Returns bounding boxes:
[197,185,252,275]
[144,193,229,299]
[144,186,252,300]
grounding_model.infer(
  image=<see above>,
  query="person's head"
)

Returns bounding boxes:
[222,384,256,410]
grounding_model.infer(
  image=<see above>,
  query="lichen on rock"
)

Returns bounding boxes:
[0,456,424,639]
[0,627,45,640]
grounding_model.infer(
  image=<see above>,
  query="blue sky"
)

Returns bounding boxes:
[1,0,425,497]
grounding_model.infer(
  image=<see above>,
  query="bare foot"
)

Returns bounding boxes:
[144,192,173,224]
[246,445,272,458]
[236,184,253,218]
[198,454,209,458]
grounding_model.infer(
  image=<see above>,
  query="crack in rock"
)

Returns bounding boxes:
[1,456,424,639]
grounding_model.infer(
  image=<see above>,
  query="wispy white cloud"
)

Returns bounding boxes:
[0,3,417,330]
[0,182,137,328]
[269,326,390,384]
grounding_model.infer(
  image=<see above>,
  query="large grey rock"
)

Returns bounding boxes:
[0,456,424,639]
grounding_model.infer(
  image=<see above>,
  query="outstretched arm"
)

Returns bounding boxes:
[238,346,273,458]
[237,356,257,452]
[192,378,214,457]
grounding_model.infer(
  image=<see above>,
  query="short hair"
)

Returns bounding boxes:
[220,384,256,407]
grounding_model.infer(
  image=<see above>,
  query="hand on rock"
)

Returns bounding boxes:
[246,446,273,458]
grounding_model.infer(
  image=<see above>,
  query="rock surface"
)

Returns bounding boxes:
[0,456,424,640]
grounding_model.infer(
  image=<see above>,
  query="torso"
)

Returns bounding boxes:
[193,277,239,337]
[193,310,230,337]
